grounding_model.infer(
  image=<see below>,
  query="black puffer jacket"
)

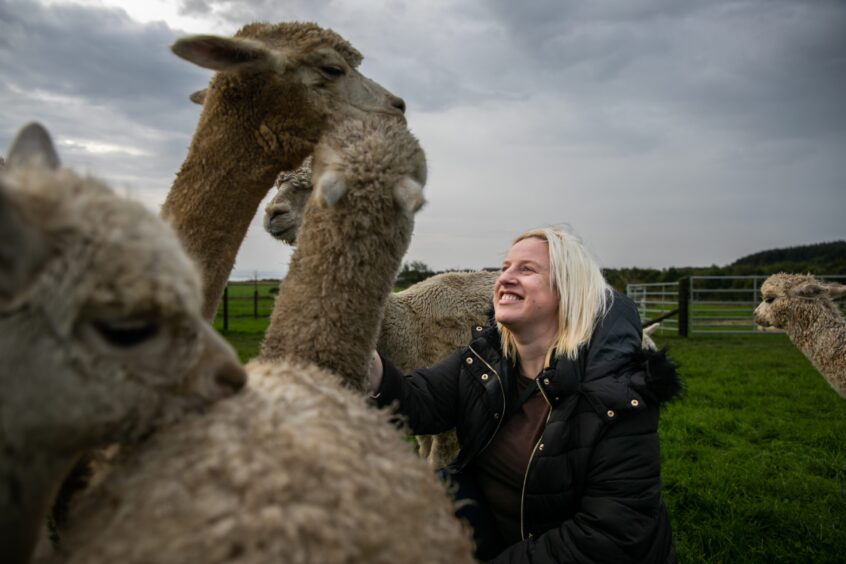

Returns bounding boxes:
[375,292,681,563]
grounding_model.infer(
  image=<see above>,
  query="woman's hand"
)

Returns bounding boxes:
[368,350,383,396]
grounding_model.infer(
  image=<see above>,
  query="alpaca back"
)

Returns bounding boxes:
[379,271,497,371]
[60,360,475,563]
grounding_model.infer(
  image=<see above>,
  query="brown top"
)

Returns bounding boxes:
[473,373,550,545]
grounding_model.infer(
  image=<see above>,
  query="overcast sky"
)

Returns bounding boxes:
[2,0,844,278]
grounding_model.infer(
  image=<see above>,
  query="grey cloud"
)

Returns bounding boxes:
[177,0,333,24]
[483,0,846,146]
[0,0,209,203]
[0,0,207,130]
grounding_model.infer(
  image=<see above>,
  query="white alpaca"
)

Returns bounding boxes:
[55,117,475,564]
[0,123,246,564]
[754,273,846,398]
[266,170,497,370]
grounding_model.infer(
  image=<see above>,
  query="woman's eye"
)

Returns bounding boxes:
[93,319,160,348]
[319,65,345,78]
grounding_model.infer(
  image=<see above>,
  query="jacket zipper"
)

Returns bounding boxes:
[520,379,553,540]
[468,345,506,457]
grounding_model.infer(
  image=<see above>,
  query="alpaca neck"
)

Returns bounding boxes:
[161,77,319,320]
[786,305,846,397]
[0,443,76,564]
[261,198,413,389]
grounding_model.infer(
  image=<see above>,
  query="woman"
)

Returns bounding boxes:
[369,227,680,563]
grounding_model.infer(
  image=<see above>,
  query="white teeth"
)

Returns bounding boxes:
[500,293,521,302]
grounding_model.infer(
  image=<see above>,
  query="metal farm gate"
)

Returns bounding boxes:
[625,282,679,337]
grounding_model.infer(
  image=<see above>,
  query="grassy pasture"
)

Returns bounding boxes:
[217,317,846,562]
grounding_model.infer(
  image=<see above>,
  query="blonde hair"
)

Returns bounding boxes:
[498,227,611,363]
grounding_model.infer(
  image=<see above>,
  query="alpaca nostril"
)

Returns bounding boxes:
[391,96,406,114]
[215,362,247,395]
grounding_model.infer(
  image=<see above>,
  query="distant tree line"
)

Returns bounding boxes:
[603,241,845,292]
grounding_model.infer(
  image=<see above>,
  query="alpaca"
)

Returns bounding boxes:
[0,123,246,564]
[162,21,407,320]
[754,273,846,398]
[263,157,314,244]
[264,156,497,373]
[259,117,426,385]
[54,118,476,563]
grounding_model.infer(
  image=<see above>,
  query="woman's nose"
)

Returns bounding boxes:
[497,268,516,286]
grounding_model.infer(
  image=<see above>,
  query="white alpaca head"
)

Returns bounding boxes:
[0,123,246,453]
[754,273,846,331]
[310,117,426,213]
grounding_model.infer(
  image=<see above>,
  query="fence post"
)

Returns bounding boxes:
[222,286,229,333]
[253,289,259,319]
[678,277,689,337]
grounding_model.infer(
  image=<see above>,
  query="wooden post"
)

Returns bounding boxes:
[678,277,689,337]
[222,285,229,333]
[253,290,259,319]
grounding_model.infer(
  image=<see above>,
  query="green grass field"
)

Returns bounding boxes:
[218,318,846,562]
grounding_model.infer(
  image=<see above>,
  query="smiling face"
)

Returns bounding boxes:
[494,237,560,336]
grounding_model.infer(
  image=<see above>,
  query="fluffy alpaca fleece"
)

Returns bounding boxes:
[54,363,475,564]
[52,118,475,563]
[754,273,846,398]
[161,21,407,319]
[0,124,245,564]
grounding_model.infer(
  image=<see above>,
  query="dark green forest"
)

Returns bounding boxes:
[602,240,845,292]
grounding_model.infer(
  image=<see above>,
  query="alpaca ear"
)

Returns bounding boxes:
[172,35,271,71]
[189,89,207,105]
[791,282,825,299]
[393,177,425,213]
[6,122,60,170]
[0,123,56,304]
[825,283,846,299]
[315,170,348,207]
[0,182,49,305]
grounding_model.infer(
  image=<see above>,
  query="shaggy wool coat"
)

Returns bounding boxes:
[376,292,680,563]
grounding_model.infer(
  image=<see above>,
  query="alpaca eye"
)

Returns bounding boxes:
[319,65,345,78]
[764,297,775,304]
[93,319,160,348]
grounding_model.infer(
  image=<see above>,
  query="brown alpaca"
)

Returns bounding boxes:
[162,22,406,320]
